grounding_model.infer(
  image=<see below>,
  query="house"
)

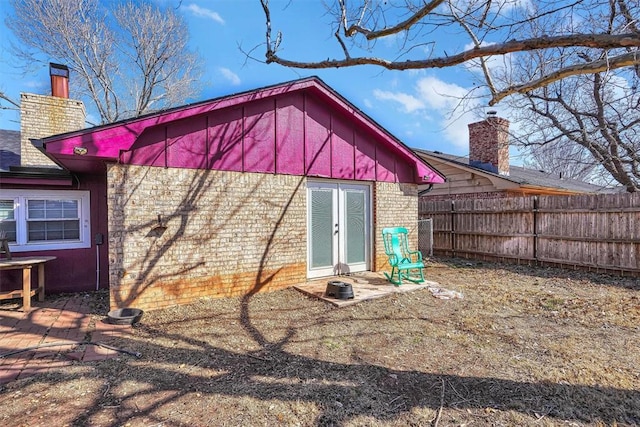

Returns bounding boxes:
[415,112,608,200]
[1,72,445,311]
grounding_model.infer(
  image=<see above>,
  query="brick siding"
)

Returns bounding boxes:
[20,93,85,167]
[373,182,419,272]
[106,164,419,311]
[107,165,309,310]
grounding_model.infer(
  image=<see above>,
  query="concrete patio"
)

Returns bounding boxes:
[294,271,443,307]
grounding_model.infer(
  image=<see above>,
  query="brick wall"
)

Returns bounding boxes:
[107,164,308,311]
[20,93,85,167]
[468,115,510,176]
[106,165,420,311]
[373,181,419,272]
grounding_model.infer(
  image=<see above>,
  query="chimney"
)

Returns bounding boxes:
[468,111,510,176]
[19,63,85,167]
[49,63,70,98]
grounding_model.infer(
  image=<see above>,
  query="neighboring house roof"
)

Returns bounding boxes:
[416,149,611,195]
[34,77,445,185]
[0,129,20,171]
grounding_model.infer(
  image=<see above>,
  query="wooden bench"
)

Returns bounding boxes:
[0,256,57,311]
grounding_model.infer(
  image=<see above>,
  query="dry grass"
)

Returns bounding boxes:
[1,258,639,427]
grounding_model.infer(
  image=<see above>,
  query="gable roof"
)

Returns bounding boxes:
[416,149,610,194]
[34,77,444,184]
[0,129,20,171]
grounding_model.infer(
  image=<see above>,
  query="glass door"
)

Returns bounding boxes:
[307,182,370,278]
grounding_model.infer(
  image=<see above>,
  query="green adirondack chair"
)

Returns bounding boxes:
[381,227,426,285]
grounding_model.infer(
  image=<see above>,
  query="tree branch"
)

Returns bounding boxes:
[344,0,446,39]
[267,32,640,70]
[490,50,640,105]
[0,91,20,109]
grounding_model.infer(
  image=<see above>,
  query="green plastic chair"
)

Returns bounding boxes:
[381,227,426,285]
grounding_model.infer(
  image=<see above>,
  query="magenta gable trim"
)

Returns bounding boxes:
[41,78,445,184]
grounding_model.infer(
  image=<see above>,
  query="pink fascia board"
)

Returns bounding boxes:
[415,161,445,184]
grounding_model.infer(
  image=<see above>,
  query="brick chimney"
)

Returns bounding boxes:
[20,63,86,167]
[468,111,510,176]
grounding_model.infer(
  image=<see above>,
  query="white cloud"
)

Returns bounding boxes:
[24,80,45,89]
[184,4,225,24]
[416,77,469,110]
[416,77,484,150]
[219,67,240,85]
[372,76,492,151]
[373,89,425,113]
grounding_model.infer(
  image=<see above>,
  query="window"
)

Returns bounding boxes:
[0,190,91,252]
[0,199,16,242]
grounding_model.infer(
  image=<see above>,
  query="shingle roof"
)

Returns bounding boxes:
[416,149,614,193]
[0,129,20,171]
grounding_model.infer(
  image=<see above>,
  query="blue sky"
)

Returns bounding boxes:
[0,0,514,158]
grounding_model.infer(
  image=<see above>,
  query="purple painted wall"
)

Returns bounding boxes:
[120,91,421,183]
[41,78,444,184]
[0,173,109,294]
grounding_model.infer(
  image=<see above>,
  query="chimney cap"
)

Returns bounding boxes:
[49,63,69,78]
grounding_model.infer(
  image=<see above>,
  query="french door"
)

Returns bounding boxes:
[307,181,371,278]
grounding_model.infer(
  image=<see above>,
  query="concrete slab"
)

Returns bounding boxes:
[293,271,441,307]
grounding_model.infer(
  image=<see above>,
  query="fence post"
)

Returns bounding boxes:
[451,200,456,257]
[533,196,538,262]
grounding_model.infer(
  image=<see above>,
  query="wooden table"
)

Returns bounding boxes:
[0,256,57,311]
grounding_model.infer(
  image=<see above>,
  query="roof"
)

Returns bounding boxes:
[0,129,20,171]
[416,149,611,194]
[35,77,445,184]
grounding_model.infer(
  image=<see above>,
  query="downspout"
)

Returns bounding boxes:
[418,184,433,197]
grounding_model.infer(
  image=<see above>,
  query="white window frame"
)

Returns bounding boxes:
[0,189,91,252]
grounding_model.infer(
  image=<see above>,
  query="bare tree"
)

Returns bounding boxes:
[502,1,640,192]
[7,0,201,124]
[259,0,640,191]
[259,0,640,106]
[520,139,602,183]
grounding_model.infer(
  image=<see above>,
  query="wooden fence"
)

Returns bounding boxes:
[419,193,640,275]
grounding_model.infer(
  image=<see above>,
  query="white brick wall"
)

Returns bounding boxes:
[107,164,308,310]
[20,93,85,167]
[373,182,419,270]
[106,164,420,311]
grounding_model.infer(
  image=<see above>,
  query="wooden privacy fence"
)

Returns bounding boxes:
[419,193,640,275]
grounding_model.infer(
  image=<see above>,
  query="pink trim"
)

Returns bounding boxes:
[41,78,445,184]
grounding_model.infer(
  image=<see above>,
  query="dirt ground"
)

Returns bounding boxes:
[1,258,638,427]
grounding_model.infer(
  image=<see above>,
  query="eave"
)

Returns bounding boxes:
[36,77,445,185]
